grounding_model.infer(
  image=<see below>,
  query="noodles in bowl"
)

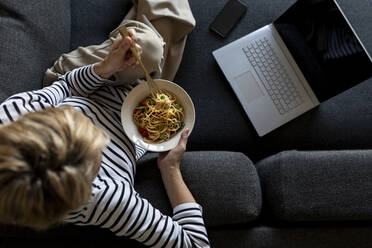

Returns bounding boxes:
[121,79,195,152]
[133,90,185,143]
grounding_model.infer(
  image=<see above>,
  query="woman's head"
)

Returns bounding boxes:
[0,105,109,230]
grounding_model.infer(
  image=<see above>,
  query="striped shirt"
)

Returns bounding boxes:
[0,65,210,248]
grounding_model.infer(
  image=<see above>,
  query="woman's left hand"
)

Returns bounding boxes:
[157,128,190,173]
[94,29,142,79]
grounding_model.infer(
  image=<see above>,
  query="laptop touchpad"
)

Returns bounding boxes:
[234,70,264,103]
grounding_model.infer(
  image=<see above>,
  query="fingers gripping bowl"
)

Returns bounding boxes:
[121,79,195,152]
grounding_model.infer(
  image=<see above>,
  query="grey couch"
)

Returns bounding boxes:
[1,0,372,247]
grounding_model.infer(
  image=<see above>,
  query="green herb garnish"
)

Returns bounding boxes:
[179,121,185,130]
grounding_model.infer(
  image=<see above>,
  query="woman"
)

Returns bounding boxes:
[0,31,209,247]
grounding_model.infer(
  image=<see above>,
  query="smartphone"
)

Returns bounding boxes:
[210,0,247,38]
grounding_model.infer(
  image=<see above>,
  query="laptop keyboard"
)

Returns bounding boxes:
[242,37,304,115]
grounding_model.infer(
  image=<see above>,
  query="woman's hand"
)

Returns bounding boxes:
[94,29,142,79]
[157,128,190,173]
[157,128,196,207]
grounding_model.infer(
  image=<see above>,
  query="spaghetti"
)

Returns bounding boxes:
[133,90,185,143]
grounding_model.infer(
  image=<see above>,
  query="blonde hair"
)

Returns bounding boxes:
[0,105,109,230]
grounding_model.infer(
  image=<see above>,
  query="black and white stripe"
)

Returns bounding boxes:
[0,65,209,247]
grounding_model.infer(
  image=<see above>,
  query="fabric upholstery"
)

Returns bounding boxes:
[256,150,372,221]
[2,225,372,247]
[0,0,70,103]
[69,0,133,50]
[207,226,372,248]
[135,151,262,227]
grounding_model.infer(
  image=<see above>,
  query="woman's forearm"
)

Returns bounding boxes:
[160,166,196,208]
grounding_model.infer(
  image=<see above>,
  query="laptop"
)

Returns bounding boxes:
[213,0,372,136]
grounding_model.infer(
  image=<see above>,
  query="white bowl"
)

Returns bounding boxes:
[121,79,195,152]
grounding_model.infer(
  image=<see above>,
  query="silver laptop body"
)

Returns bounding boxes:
[213,24,320,136]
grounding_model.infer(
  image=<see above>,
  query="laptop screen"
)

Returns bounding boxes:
[274,0,372,102]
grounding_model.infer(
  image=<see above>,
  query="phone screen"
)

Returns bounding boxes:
[210,0,247,37]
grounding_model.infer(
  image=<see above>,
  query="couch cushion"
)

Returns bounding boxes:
[0,0,71,103]
[135,151,262,227]
[208,225,372,248]
[256,150,372,222]
[2,225,372,247]
[70,0,133,50]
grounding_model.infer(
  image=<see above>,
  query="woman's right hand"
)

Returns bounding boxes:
[94,29,142,79]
